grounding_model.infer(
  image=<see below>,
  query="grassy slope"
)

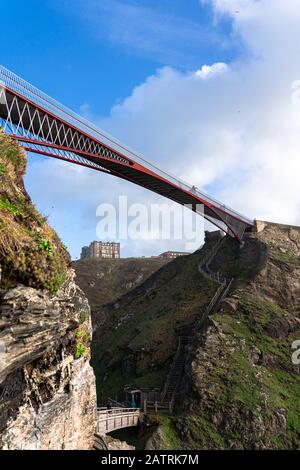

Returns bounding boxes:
[73,257,169,311]
[0,131,69,293]
[106,229,300,450]
[92,244,219,402]
[169,229,300,450]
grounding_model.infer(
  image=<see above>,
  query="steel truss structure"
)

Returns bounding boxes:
[0,65,254,240]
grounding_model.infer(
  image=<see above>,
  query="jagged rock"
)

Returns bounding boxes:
[145,426,167,450]
[176,223,300,450]
[105,435,135,450]
[0,271,97,450]
[0,134,97,450]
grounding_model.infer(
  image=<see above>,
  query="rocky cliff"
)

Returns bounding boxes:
[88,218,300,449]
[149,224,300,450]
[0,132,97,450]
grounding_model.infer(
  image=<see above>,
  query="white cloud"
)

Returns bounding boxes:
[98,0,300,226]
[203,0,259,17]
[195,62,228,79]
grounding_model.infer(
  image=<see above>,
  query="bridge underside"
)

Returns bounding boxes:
[0,68,254,241]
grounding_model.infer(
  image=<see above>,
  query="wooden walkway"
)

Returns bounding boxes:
[96,407,141,435]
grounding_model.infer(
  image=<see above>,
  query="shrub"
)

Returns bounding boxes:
[36,235,54,258]
[75,327,90,344]
[74,327,90,359]
[74,343,86,359]
[46,271,66,295]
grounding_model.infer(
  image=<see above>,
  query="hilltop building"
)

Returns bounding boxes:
[81,241,120,260]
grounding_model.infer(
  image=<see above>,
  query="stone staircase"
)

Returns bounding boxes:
[161,336,191,406]
[198,237,234,316]
[164,237,234,411]
[150,237,234,414]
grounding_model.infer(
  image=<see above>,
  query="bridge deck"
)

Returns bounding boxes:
[0,65,254,241]
[97,408,141,435]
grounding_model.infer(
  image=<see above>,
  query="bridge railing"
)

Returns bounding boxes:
[97,407,138,414]
[96,407,141,434]
[0,65,253,230]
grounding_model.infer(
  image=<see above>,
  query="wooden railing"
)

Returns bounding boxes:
[96,407,141,435]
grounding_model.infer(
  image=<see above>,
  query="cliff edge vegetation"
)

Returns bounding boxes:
[0,130,69,294]
[0,132,97,450]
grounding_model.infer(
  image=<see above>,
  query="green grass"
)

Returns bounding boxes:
[185,289,300,449]
[88,230,300,449]
[147,414,182,450]
[0,196,23,218]
[263,368,300,440]
[74,326,90,359]
[79,309,88,324]
[158,416,182,450]
[134,368,168,389]
[0,132,70,294]
[36,235,54,258]
[74,343,86,359]
[46,271,66,294]
[185,415,226,449]
[92,252,215,404]
[75,327,90,344]
[271,244,299,265]
[4,145,23,168]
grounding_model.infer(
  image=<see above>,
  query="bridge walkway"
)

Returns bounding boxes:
[96,407,141,435]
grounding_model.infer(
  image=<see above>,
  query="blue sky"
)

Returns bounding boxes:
[1,0,239,115]
[2,1,299,258]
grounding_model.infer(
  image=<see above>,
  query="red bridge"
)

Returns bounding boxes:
[0,65,254,241]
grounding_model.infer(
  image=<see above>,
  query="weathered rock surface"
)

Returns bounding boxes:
[0,270,97,450]
[176,223,300,450]
[105,435,135,450]
[0,135,97,450]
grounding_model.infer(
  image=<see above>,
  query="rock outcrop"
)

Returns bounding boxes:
[176,222,300,450]
[0,271,97,450]
[0,132,97,449]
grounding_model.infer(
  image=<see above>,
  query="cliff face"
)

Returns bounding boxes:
[0,132,97,449]
[173,223,300,450]
[86,215,300,449]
